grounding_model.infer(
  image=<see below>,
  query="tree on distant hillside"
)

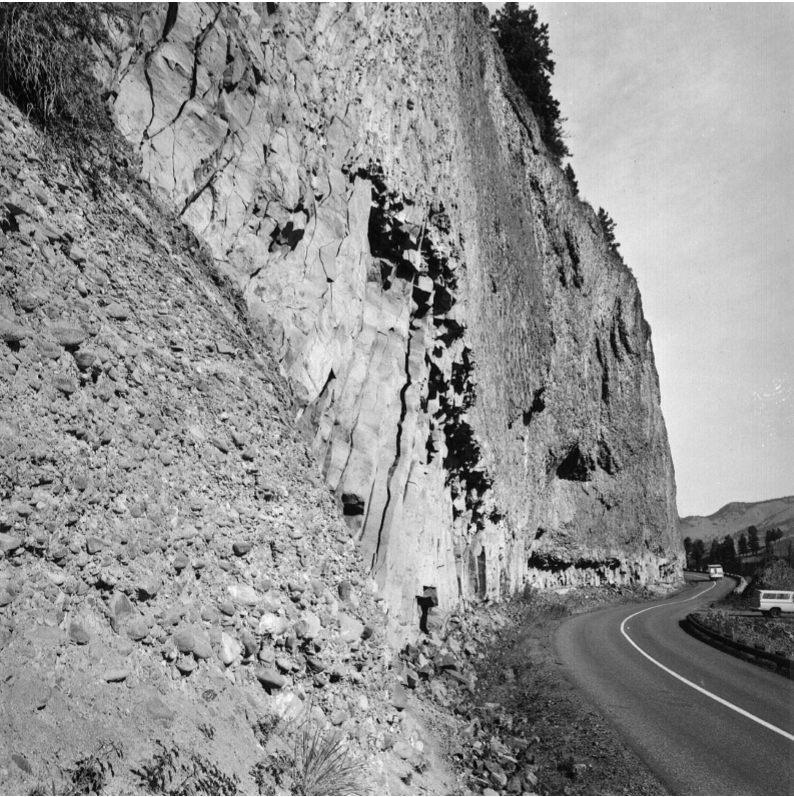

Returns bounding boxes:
[748,525,760,555]
[708,538,720,564]
[491,3,570,162]
[738,532,748,556]
[720,535,736,568]
[690,538,706,570]
[692,538,706,569]
[764,528,783,552]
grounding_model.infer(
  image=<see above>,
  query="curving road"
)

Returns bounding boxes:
[556,576,794,795]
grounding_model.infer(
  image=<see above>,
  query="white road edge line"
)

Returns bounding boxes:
[620,581,794,743]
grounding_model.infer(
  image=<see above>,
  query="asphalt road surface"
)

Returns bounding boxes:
[556,576,794,795]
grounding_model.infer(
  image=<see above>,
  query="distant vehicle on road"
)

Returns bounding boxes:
[707,564,724,580]
[751,589,794,618]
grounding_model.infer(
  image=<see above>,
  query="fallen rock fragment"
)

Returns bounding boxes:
[391,683,408,710]
[106,302,129,320]
[67,243,87,264]
[227,584,258,605]
[144,694,175,723]
[73,349,96,370]
[219,632,242,666]
[174,628,195,654]
[175,658,197,675]
[49,324,86,348]
[232,540,252,557]
[104,669,129,683]
[17,292,39,312]
[192,636,213,660]
[69,623,90,645]
[256,668,286,690]
[136,576,162,601]
[0,319,29,343]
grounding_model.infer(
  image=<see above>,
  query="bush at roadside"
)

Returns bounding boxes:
[693,608,794,658]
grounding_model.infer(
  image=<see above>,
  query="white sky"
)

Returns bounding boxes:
[504,3,794,517]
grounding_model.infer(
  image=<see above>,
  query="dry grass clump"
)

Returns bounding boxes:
[0,3,112,128]
[294,724,362,796]
[249,708,363,796]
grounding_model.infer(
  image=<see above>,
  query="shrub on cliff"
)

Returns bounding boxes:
[0,3,112,130]
[597,207,621,257]
[491,3,570,162]
[564,163,579,195]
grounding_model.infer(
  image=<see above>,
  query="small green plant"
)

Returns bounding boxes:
[133,742,239,796]
[66,742,123,795]
[252,715,281,746]
[250,715,294,795]
[294,724,362,797]
[197,722,216,741]
[249,759,281,797]
[29,742,123,796]
[557,753,577,780]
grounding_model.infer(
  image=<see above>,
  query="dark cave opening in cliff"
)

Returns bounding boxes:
[341,493,365,516]
[556,444,595,482]
[522,386,546,426]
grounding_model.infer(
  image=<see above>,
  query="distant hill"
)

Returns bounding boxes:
[680,496,794,542]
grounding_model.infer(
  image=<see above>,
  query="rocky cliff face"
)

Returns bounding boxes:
[106,2,683,635]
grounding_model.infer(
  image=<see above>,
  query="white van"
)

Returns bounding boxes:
[752,590,794,618]
[707,564,724,580]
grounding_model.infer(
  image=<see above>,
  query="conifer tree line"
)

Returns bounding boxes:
[684,526,787,571]
[491,4,623,259]
[490,2,570,162]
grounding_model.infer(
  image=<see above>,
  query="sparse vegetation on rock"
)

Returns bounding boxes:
[597,207,622,257]
[293,723,362,796]
[564,163,579,196]
[490,2,571,162]
[0,3,111,128]
[755,558,794,591]
[133,741,240,796]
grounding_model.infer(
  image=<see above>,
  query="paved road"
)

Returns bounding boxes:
[556,576,794,795]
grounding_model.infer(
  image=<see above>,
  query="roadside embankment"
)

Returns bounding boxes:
[422,584,675,795]
[685,609,794,679]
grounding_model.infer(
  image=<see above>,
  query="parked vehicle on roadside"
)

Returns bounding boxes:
[707,564,724,580]
[750,589,794,618]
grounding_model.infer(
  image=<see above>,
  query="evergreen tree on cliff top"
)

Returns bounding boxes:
[491,3,570,162]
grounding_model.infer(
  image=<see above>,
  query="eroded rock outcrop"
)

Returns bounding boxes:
[105,2,683,636]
